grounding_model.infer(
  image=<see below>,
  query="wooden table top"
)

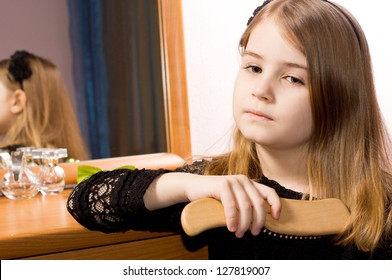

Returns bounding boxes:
[0,189,176,259]
[0,153,186,259]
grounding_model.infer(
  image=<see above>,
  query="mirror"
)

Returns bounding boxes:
[68,0,191,160]
[60,0,191,183]
[0,0,191,160]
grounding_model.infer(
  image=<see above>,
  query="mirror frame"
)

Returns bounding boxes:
[159,0,191,159]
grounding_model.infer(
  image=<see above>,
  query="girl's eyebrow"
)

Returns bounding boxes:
[242,50,263,59]
[242,50,308,70]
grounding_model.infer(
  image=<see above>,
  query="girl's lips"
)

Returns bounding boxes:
[246,110,273,120]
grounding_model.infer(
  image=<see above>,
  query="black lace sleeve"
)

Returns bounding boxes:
[66,161,206,234]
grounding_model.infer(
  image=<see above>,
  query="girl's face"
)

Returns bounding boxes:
[233,18,313,151]
[0,81,15,137]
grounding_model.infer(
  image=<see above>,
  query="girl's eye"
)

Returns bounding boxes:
[245,65,262,73]
[285,76,304,85]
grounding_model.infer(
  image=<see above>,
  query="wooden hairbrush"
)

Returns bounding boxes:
[181,197,350,236]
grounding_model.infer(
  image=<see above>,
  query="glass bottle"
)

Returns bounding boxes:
[33,148,67,195]
[0,150,40,199]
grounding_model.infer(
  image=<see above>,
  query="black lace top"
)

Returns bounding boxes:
[67,162,391,260]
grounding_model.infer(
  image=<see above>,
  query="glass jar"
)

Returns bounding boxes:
[0,150,40,199]
[31,148,67,196]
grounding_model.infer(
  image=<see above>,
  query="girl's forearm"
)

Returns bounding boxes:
[143,172,198,211]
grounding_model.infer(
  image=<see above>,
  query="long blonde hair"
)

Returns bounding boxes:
[205,0,392,252]
[0,52,89,160]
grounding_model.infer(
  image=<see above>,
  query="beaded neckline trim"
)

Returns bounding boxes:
[262,228,322,240]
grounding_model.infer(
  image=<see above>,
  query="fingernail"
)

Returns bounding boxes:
[228,224,236,232]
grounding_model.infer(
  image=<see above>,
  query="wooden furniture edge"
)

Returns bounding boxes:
[60,152,185,184]
[24,235,208,260]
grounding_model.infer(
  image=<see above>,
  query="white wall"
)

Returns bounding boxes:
[182,0,392,156]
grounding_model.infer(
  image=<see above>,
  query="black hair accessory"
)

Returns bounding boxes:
[8,50,33,88]
[322,0,361,48]
[247,0,272,26]
[246,0,361,48]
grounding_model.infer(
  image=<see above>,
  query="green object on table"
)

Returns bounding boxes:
[77,164,136,184]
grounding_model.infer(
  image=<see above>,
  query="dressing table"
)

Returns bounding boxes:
[0,153,208,260]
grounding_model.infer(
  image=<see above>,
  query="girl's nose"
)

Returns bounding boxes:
[251,82,274,102]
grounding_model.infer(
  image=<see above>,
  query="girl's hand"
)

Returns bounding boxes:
[185,174,281,238]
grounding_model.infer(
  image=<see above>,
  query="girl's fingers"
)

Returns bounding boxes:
[219,178,253,236]
[219,189,240,233]
[216,175,281,238]
[226,178,267,237]
[231,185,253,238]
[254,182,281,220]
[242,181,271,236]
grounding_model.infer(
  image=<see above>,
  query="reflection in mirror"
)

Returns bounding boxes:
[69,0,166,159]
[69,0,191,160]
[0,0,191,162]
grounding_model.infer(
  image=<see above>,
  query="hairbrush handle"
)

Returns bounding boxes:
[181,197,350,236]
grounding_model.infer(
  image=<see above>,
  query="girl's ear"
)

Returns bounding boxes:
[10,89,27,114]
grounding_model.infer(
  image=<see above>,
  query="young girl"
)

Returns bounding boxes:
[67,0,392,259]
[0,50,89,160]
